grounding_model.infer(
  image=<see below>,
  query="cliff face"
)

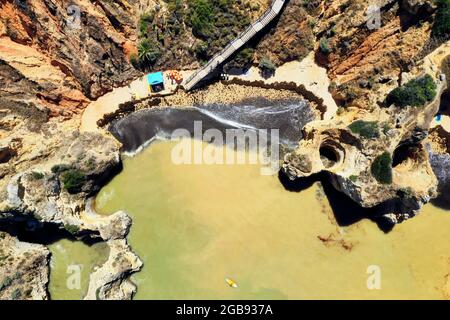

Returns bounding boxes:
[0,0,141,117]
[284,40,449,225]
[0,1,147,299]
[314,0,438,108]
[0,0,449,299]
[0,231,49,300]
[281,0,450,224]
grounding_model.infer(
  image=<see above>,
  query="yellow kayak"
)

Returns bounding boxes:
[225,278,238,288]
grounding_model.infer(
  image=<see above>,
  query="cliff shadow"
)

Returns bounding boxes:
[0,218,103,246]
[431,185,450,210]
[319,176,378,227]
[439,89,450,116]
[278,170,318,192]
[278,170,393,232]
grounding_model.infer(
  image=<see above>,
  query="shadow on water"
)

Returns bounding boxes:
[429,150,450,210]
[0,218,103,246]
[277,170,317,192]
[278,170,394,233]
[431,185,450,210]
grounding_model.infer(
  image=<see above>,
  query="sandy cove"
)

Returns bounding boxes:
[80,53,336,134]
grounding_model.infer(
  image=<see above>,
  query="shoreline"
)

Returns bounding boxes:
[80,54,336,134]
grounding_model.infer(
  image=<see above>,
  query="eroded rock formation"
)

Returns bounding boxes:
[0,0,449,300]
[284,42,449,223]
[0,231,49,300]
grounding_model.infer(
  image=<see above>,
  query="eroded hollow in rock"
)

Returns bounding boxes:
[319,141,343,169]
[0,147,15,163]
[392,144,419,168]
[439,89,449,116]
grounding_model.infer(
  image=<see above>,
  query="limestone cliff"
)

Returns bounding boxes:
[0,231,49,300]
[0,0,141,117]
[0,0,147,300]
[284,0,450,223]
[0,0,449,300]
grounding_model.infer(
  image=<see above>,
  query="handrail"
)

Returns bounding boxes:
[184,0,286,90]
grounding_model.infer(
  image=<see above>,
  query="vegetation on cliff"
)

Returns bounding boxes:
[258,57,277,77]
[432,0,450,39]
[386,74,437,108]
[348,120,380,139]
[319,38,332,55]
[137,0,257,69]
[51,165,86,194]
[61,169,86,194]
[135,0,316,71]
[371,152,393,185]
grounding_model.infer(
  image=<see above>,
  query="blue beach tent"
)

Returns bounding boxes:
[147,72,165,92]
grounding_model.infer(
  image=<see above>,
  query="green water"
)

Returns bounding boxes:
[48,239,109,300]
[95,139,450,299]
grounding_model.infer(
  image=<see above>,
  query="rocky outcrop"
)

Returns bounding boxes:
[0,0,150,301]
[428,126,450,208]
[252,0,315,67]
[0,126,142,300]
[0,231,50,300]
[84,239,142,300]
[0,0,141,100]
[1,130,124,235]
[283,69,447,223]
[314,0,438,111]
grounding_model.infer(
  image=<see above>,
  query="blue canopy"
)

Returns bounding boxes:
[147,72,164,85]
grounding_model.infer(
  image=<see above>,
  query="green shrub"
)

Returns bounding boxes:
[319,38,331,54]
[51,164,71,174]
[371,152,393,184]
[0,276,12,291]
[84,157,96,171]
[129,53,139,68]
[61,169,86,194]
[258,57,276,76]
[136,0,255,69]
[65,224,80,235]
[226,47,254,71]
[348,120,380,139]
[326,26,337,37]
[338,84,358,104]
[349,175,358,182]
[138,39,162,65]
[30,171,44,180]
[139,11,155,36]
[432,0,450,38]
[386,74,437,108]
[194,41,209,61]
[10,288,21,300]
[188,0,213,38]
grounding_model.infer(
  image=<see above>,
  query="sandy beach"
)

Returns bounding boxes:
[228,52,338,120]
[80,54,336,133]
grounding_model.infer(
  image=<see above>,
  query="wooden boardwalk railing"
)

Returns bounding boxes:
[183,0,286,91]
